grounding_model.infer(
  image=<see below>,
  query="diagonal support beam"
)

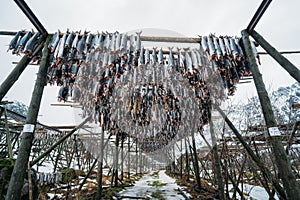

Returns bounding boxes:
[247,0,272,33]
[250,30,300,83]
[14,0,47,34]
[0,36,46,102]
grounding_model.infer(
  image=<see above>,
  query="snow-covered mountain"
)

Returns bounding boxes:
[227,82,300,132]
[1,101,28,116]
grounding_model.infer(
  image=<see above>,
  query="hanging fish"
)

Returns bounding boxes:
[48,30,60,53]
[152,47,158,63]
[129,34,135,52]
[71,30,81,49]
[8,30,22,52]
[12,34,22,55]
[53,37,61,59]
[229,37,239,60]
[201,36,209,53]
[184,49,193,74]
[218,37,227,56]
[109,32,116,52]
[135,31,142,52]
[115,31,121,51]
[158,48,164,64]
[68,48,76,61]
[57,31,68,61]
[223,36,231,56]
[190,49,199,70]
[168,47,174,67]
[77,30,87,55]
[120,33,128,53]
[65,31,74,49]
[207,34,216,57]
[194,49,203,69]
[97,31,105,51]
[102,52,109,67]
[145,48,150,64]
[18,30,33,53]
[91,31,99,50]
[139,47,145,65]
[85,32,93,49]
[213,36,222,60]
[235,37,244,57]
[103,32,110,52]
[24,31,40,55]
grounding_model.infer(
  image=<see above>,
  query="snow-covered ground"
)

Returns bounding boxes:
[116,170,191,200]
[228,183,279,200]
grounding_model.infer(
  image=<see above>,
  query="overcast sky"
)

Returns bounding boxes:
[0,0,299,125]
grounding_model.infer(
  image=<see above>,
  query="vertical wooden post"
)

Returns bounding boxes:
[184,138,189,181]
[191,132,201,191]
[138,145,142,174]
[215,104,287,199]
[120,135,124,182]
[4,108,13,158]
[5,35,51,200]
[242,29,300,200]
[127,136,131,179]
[209,106,225,200]
[114,131,120,187]
[135,138,138,174]
[30,115,92,166]
[0,37,46,102]
[180,138,183,179]
[250,30,300,83]
[96,126,105,199]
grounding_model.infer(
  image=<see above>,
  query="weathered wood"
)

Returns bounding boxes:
[215,104,287,199]
[114,132,120,186]
[191,131,201,191]
[286,121,300,154]
[141,35,200,43]
[251,30,300,83]
[127,136,131,179]
[0,35,46,102]
[209,106,225,200]
[258,50,300,55]
[4,108,13,158]
[30,115,92,166]
[184,138,190,181]
[242,29,300,200]
[5,35,51,200]
[96,127,108,199]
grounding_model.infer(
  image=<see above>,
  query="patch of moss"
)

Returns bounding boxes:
[148,180,167,187]
[151,190,166,200]
[151,171,159,178]
[60,168,77,184]
[103,187,124,199]
[75,169,86,177]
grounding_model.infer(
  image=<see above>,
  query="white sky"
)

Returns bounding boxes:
[0,0,299,125]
